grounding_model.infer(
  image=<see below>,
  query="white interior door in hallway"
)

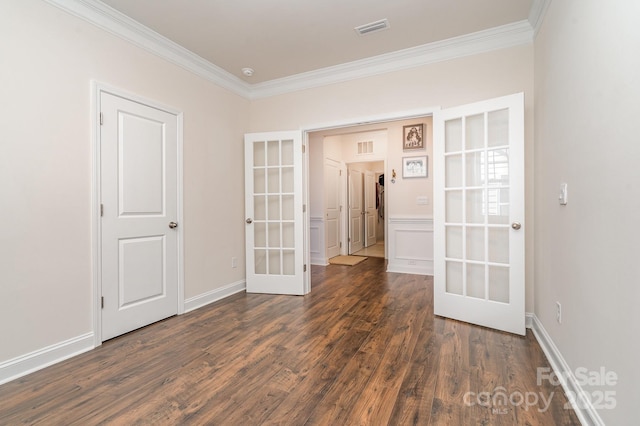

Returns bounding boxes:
[99,90,182,342]
[348,168,364,254]
[364,170,377,248]
[324,159,341,259]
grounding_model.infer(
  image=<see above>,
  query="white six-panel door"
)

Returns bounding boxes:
[434,93,525,335]
[244,131,305,295]
[100,91,180,341]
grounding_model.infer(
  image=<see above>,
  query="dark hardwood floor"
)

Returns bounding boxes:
[0,258,579,425]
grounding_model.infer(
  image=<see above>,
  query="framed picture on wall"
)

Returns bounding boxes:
[403,123,425,150]
[402,156,428,178]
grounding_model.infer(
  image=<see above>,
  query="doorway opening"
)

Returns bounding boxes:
[346,161,385,258]
[306,115,433,270]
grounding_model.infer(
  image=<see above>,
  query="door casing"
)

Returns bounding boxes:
[91,82,184,347]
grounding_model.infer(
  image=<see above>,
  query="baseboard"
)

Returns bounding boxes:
[184,279,246,313]
[386,263,433,276]
[310,256,329,266]
[528,313,604,426]
[0,332,94,386]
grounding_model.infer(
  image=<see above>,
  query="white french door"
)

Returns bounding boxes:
[434,93,525,335]
[100,90,181,341]
[244,131,306,295]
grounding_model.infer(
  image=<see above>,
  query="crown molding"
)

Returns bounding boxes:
[42,0,252,98]
[249,20,533,99]
[44,0,534,101]
[528,0,553,38]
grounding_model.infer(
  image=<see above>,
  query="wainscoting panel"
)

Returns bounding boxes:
[387,216,433,275]
[310,217,327,265]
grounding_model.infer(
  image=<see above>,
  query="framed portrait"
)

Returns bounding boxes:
[402,156,428,178]
[403,124,425,150]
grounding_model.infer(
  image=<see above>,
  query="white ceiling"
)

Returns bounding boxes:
[100,0,534,84]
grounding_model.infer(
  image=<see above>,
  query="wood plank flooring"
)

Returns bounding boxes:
[0,258,580,425]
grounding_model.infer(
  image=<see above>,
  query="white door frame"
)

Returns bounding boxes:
[91,81,185,347]
[302,107,439,281]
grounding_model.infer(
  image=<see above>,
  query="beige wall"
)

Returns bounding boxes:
[250,45,535,311]
[534,1,640,423]
[0,0,249,362]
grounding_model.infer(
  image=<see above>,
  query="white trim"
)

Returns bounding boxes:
[184,280,246,313]
[528,314,605,426]
[92,81,185,345]
[302,108,439,134]
[528,0,554,38]
[0,333,94,386]
[388,216,434,225]
[250,21,533,99]
[43,0,250,97]
[525,312,534,329]
[44,0,533,100]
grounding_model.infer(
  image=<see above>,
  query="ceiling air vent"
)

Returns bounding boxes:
[354,19,390,36]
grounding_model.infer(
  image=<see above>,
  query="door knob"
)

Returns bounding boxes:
[246,218,253,224]
[511,222,521,230]
[169,221,178,229]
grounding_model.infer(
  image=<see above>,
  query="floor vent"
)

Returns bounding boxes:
[354,19,390,36]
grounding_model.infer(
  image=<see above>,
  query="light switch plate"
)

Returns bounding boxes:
[559,183,568,205]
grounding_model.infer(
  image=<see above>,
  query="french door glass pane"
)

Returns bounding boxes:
[267,169,279,193]
[445,190,463,223]
[465,151,485,187]
[489,266,509,303]
[282,167,294,192]
[446,261,463,295]
[282,195,294,220]
[445,155,462,188]
[466,227,485,261]
[268,196,280,220]
[268,223,280,247]
[254,196,265,221]
[488,109,509,147]
[253,141,265,166]
[254,222,266,247]
[446,226,463,259]
[283,250,295,275]
[282,223,294,248]
[467,263,485,299]
[254,169,265,194]
[268,250,281,274]
[281,140,294,165]
[465,114,484,150]
[466,189,485,224]
[255,249,266,274]
[488,227,509,264]
[267,140,279,166]
[445,118,462,152]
